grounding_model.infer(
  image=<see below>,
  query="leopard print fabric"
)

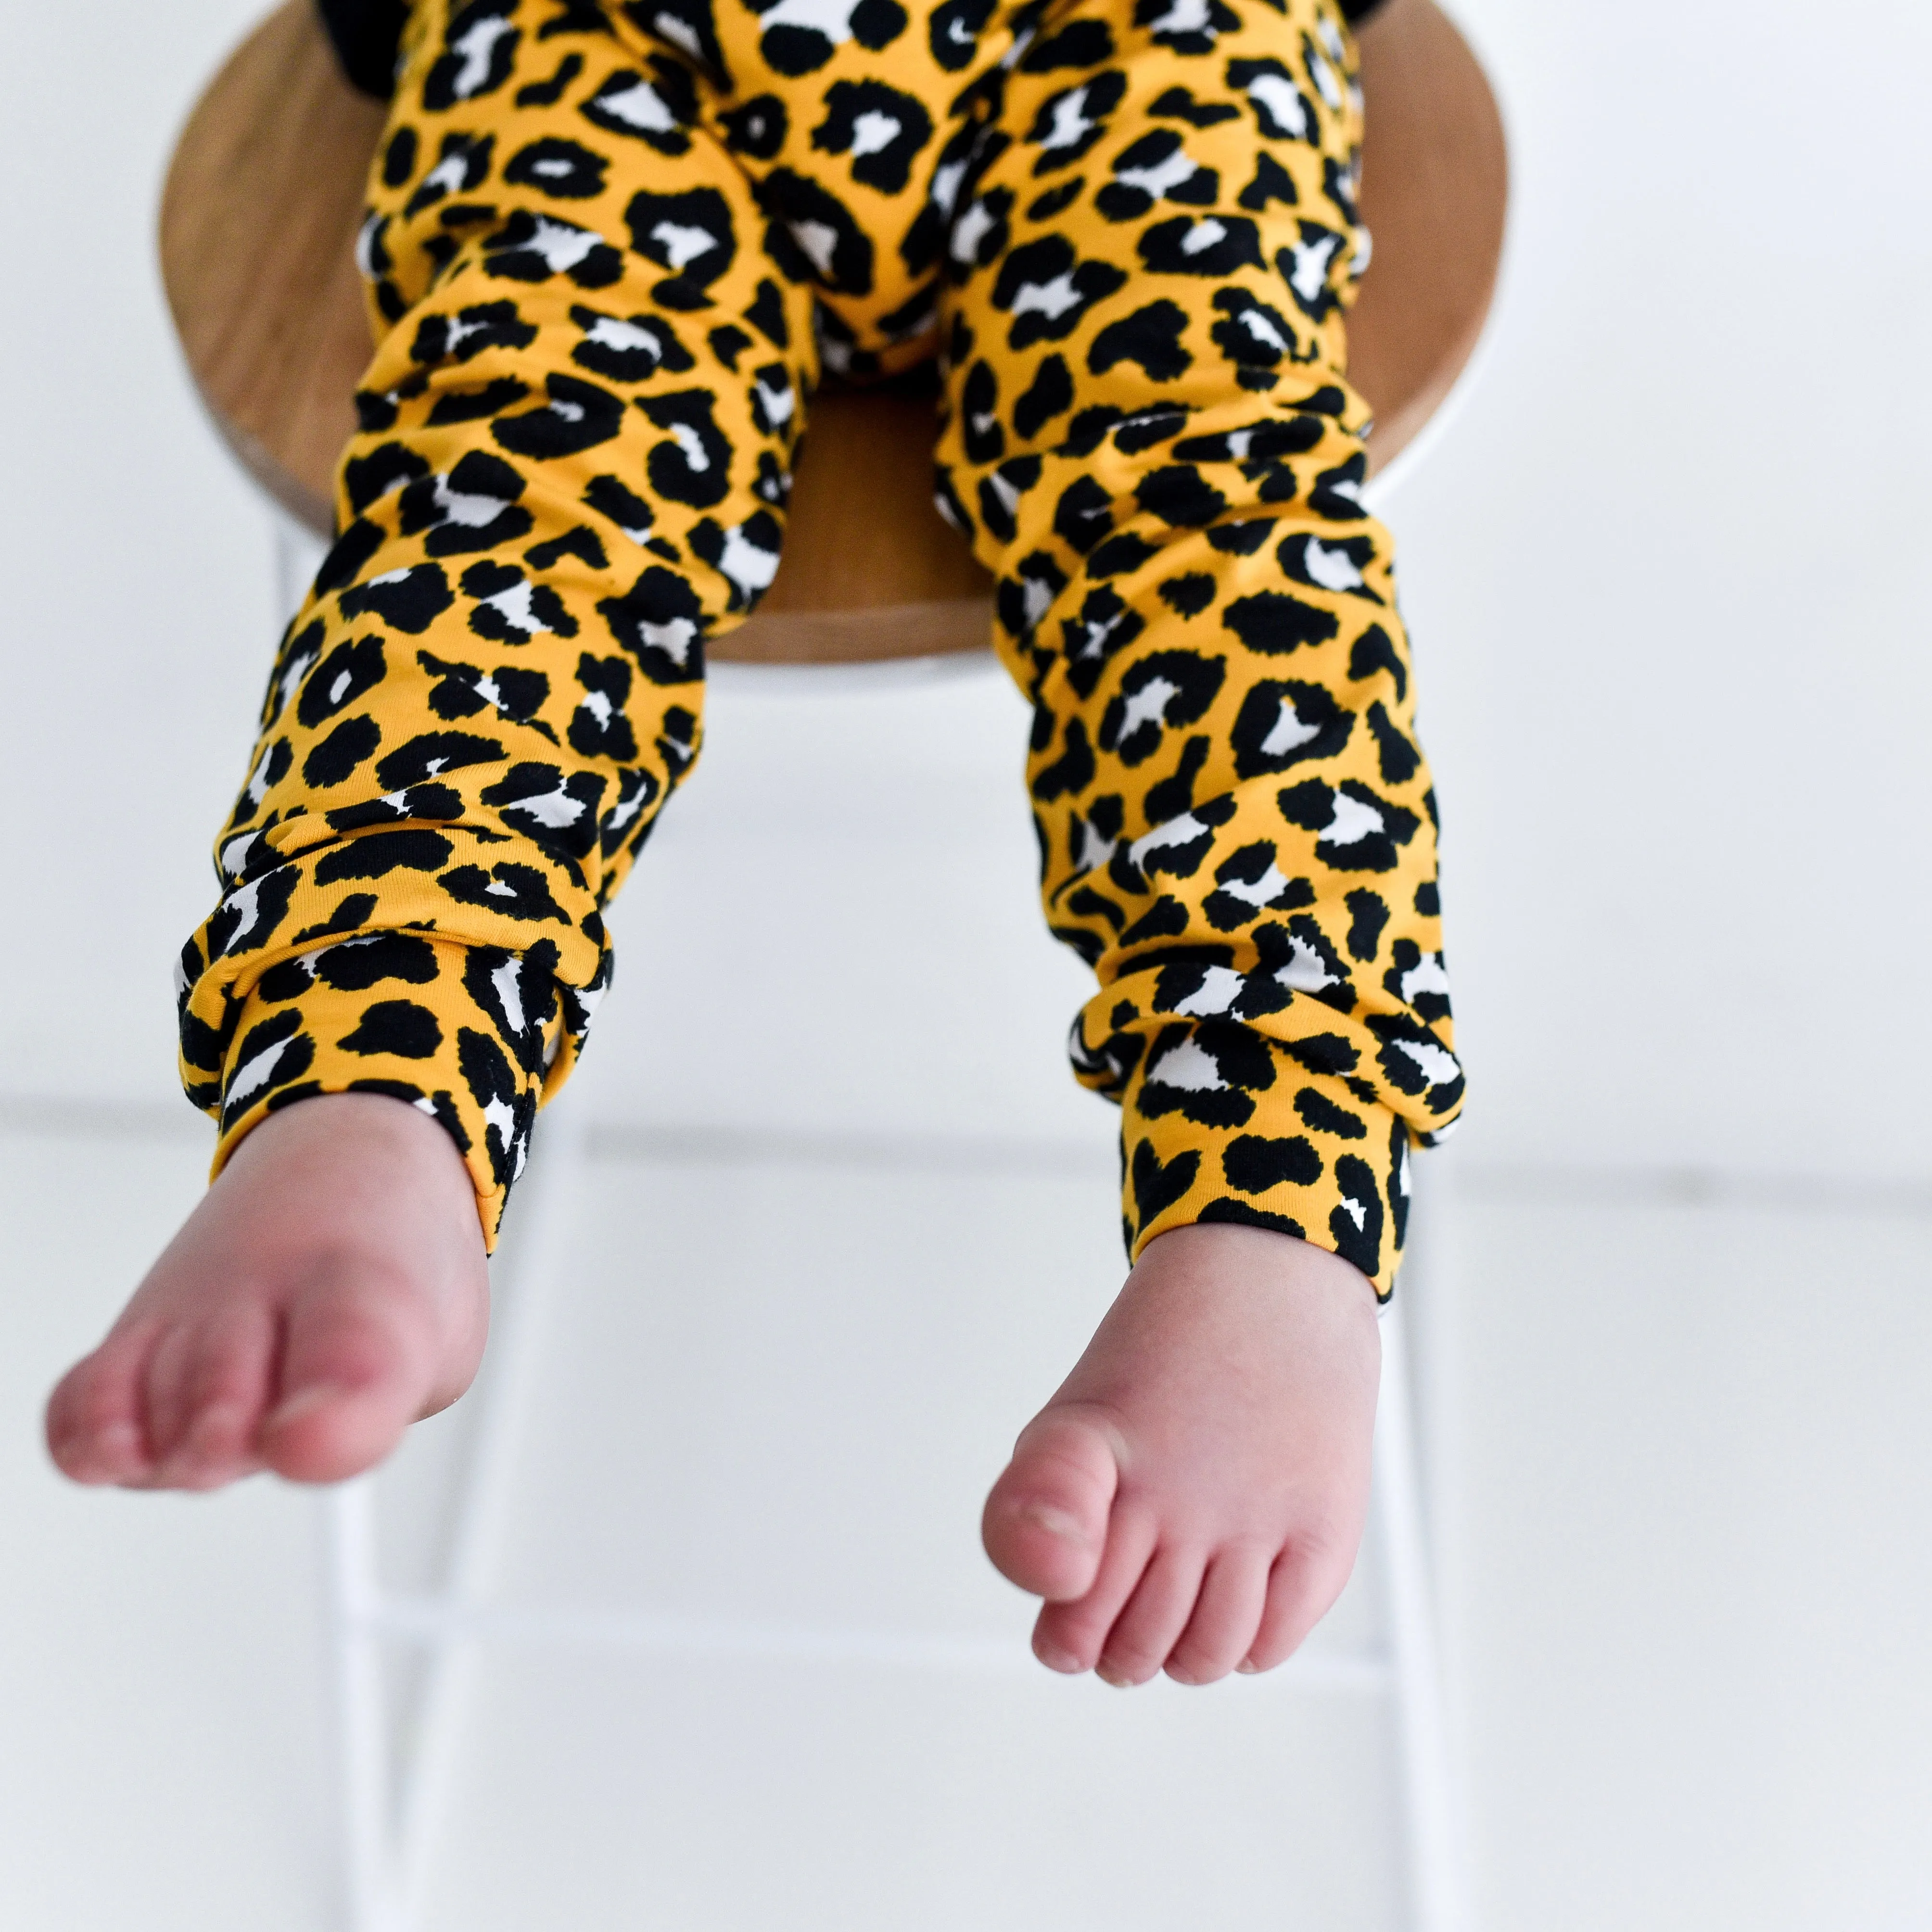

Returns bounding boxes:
[178,0,1462,1292]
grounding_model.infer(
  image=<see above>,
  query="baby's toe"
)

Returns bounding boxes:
[259,1282,439,1485]
[1032,1501,1157,1673]
[45,1333,156,1485]
[1095,1548,1204,1688]
[1243,1535,1354,1674]
[154,1309,277,1490]
[982,1405,1125,1602]
[1164,1546,1271,1685]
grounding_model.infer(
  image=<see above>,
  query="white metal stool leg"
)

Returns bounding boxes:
[320,1100,590,1932]
[1376,1167,1469,1932]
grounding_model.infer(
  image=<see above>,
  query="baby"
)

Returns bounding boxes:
[46,0,1460,1689]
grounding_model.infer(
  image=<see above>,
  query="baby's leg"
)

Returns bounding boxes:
[944,0,1462,1678]
[49,0,817,1488]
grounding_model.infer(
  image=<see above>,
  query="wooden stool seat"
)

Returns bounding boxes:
[160,0,1504,665]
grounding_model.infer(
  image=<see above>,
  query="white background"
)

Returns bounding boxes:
[2,0,1931,1925]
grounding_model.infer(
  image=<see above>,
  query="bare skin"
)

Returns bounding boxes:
[46,1097,1379,1681]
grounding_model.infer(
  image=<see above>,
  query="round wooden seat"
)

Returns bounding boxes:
[159,0,1505,665]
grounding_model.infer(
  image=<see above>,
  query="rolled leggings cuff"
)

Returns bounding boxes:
[202,937,561,1250]
[1121,1061,1428,1298]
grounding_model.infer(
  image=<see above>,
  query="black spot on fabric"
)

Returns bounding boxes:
[582,474,658,544]
[481,763,607,861]
[204,868,300,963]
[382,126,419,188]
[570,303,696,385]
[1206,520,1272,557]
[337,565,455,636]
[439,860,569,922]
[1131,1138,1199,1228]
[1013,354,1073,439]
[1060,587,1144,697]
[1175,417,1322,465]
[976,454,1041,542]
[1310,452,1369,520]
[424,0,520,109]
[1275,529,1379,600]
[1094,131,1216,223]
[1366,701,1421,784]
[325,783,465,834]
[457,1025,526,1188]
[1230,678,1352,777]
[960,360,1004,463]
[1414,880,1440,916]
[1026,179,1084,221]
[1277,777,1420,871]
[525,525,609,573]
[1287,1033,1360,1080]
[457,560,578,645]
[1197,1197,1308,1239]
[761,0,907,75]
[1032,718,1096,801]
[599,764,661,855]
[418,646,550,724]
[1137,1020,1273,1130]
[313,828,457,885]
[579,63,695,153]
[338,999,443,1059]
[315,520,385,594]
[1136,0,1237,54]
[404,132,495,217]
[598,565,708,683]
[297,637,386,728]
[504,135,607,199]
[1383,939,1452,1023]
[220,1009,314,1127]
[1120,895,1191,946]
[1278,219,1347,320]
[1227,56,1314,142]
[1296,1084,1367,1139]
[624,186,737,305]
[1136,465,1227,528]
[1208,286,1303,384]
[1138,214,1263,278]
[516,50,584,107]
[1347,623,1406,701]
[412,300,539,369]
[708,323,752,369]
[491,373,624,459]
[427,378,531,428]
[1368,1013,1462,1109]
[992,237,1128,347]
[314,934,441,992]
[1140,734,1211,822]
[636,391,733,507]
[1151,84,1239,127]
[343,444,431,516]
[1222,1133,1322,1193]
[1100,651,1226,765]
[1221,592,1339,655]
[1112,407,1188,456]
[1203,840,1313,930]
[1329,1154,1384,1278]
[398,451,534,557]
[463,942,560,1069]
[759,168,876,295]
[1238,151,1300,212]
[722,93,788,159]
[481,209,623,288]
[568,652,638,760]
[1052,475,1114,554]
[1089,532,1159,578]
[289,893,379,947]
[1158,573,1215,617]
[1345,889,1390,961]
[1020,18,1115,68]
[812,80,933,194]
[1088,301,1191,381]
[303,715,382,788]
[929,0,992,68]
[373,731,503,791]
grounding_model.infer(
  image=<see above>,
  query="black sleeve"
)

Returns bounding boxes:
[315,0,407,99]
[1339,0,1389,20]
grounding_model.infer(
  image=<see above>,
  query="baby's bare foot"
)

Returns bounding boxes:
[982,1222,1380,1685]
[46,1093,488,1491]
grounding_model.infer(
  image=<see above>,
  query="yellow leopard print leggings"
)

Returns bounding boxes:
[178,0,1462,1293]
